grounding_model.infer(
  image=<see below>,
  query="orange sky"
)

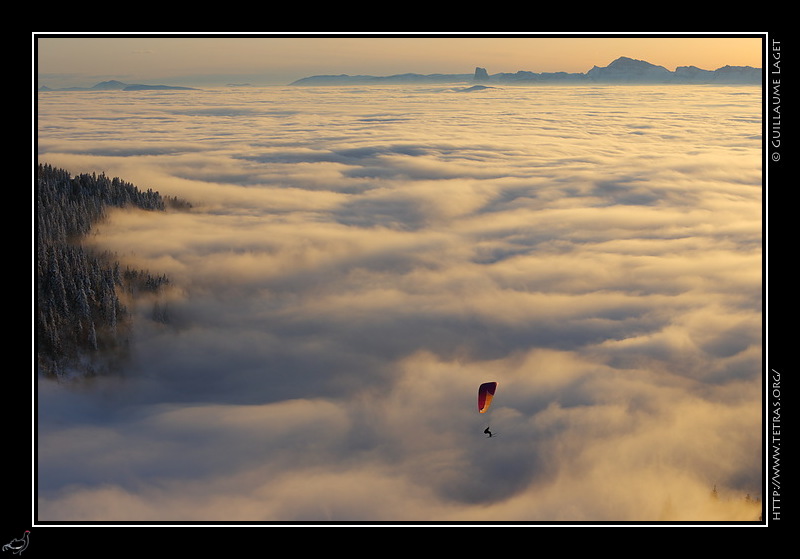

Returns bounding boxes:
[35,33,765,87]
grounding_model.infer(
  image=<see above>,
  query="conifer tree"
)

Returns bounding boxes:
[36,164,191,378]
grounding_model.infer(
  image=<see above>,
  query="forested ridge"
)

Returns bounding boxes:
[36,163,190,378]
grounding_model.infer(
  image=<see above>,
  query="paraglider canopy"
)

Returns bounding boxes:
[478,382,497,413]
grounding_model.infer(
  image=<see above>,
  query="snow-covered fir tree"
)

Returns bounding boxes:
[36,164,189,378]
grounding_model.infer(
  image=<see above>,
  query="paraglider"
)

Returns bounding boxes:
[477,381,497,413]
[478,381,497,437]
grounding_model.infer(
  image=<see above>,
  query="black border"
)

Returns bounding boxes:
[28,33,774,546]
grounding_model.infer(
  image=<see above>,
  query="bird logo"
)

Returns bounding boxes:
[2,531,29,555]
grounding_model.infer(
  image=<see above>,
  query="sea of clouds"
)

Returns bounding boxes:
[36,83,763,522]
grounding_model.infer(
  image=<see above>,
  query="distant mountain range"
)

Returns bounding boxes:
[37,57,762,92]
[291,57,762,85]
[38,80,198,92]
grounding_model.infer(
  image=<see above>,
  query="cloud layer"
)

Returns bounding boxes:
[37,84,763,522]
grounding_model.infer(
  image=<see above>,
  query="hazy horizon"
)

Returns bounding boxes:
[35,34,765,89]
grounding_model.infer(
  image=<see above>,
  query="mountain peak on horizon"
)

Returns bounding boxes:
[586,56,673,81]
[92,80,129,90]
[606,56,666,68]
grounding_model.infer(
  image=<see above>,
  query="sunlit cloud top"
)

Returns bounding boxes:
[37,78,762,522]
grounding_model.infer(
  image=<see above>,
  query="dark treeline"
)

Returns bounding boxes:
[36,163,190,378]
